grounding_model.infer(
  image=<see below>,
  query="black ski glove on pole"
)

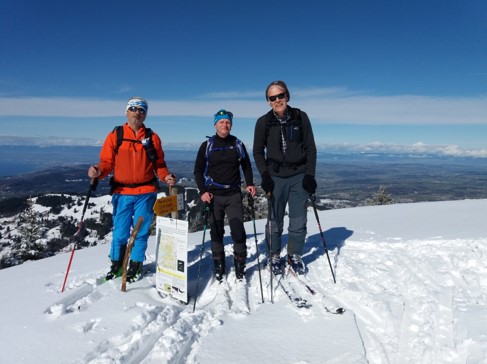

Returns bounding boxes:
[261,172,274,194]
[302,174,317,194]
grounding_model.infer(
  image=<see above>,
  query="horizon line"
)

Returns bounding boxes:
[0,137,486,159]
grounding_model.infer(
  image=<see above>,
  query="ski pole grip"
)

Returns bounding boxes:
[203,202,210,220]
[89,165,99,191]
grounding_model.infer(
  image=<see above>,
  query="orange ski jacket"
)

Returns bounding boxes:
[97,123,170,195]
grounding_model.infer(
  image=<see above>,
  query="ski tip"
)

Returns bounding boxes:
[325,306,345,314]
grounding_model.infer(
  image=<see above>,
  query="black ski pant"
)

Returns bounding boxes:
[209,193,247,259]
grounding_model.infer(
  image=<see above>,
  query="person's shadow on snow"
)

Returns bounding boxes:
[303,227,353,278]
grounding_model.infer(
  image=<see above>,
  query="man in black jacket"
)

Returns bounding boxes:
[194,109,256,281]
[253,81,317,275]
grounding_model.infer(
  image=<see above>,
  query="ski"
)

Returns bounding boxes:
[195,276,232,312]
[277,275,311,309]
[287,268,345,315]
[262,257,309,308]
[321,297,345,315]
[231,277,250,315]
[95,261,149,286]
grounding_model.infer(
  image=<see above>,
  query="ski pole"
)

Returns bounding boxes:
[267,194,274,303]
[61,177,99,292]
[248,194,264,304]
[192,203,210,313]
[309,194,336,284]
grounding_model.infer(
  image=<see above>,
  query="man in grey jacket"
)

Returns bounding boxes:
[253,80,317,275]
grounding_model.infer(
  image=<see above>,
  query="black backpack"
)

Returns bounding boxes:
[112,125,158,163]
[265,107,303,142]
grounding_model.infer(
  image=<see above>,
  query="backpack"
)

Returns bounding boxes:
[265,107,303,142]
[113,125,158,163]
[203,135,246,189]
[109,126,159,193]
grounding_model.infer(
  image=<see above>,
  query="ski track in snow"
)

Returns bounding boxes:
[325,238,487,363]
[46,247,259,364]
[43,234,487,363]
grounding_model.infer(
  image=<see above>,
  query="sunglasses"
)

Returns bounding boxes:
[128,106,146,114]
[215,110,233,118]
[268,93,286,102]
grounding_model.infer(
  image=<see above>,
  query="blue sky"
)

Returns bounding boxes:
[1,0,486,157]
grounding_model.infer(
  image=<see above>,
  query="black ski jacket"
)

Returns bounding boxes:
[194,134,254,196]
[253,106,317,178]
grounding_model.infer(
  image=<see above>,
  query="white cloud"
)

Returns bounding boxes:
[0,135,102,146]
[320,141,487,158]
[1,87,486,125]
[299,93,487,125]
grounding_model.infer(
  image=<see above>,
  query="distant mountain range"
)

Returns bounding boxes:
[2,149,487,271]
[1,145,487,207]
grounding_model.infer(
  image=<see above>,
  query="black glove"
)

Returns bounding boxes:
[261,172,274,194]
[302,174,317,194]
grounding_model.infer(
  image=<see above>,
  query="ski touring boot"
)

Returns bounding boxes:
[126,260,143,283]
[213,253,226,282]
[105,260,123,280]
[234,253,246,281]
[105,245,126,280]
[287,254,306,275]
[270,253,284,276]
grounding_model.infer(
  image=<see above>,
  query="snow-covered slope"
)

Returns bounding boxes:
[1,199,486,363]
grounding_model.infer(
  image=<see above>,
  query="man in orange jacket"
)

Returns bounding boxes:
[88,96,176,282]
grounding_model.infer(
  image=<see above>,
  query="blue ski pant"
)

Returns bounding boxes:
[266,173,308,256]
[110,193,157,263]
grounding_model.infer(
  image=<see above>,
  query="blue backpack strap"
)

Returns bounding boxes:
[205,135,213,161]
[203,136,213,188]
[235,138,245,161]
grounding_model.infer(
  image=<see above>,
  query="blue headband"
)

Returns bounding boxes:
[213,109,233,125]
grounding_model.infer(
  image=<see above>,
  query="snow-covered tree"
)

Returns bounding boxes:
[14,197,45,258]
[371,185,393,205]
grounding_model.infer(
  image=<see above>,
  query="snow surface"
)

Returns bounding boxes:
[1,199,487,364]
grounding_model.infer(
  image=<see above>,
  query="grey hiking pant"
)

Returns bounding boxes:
[266,172,308,256]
